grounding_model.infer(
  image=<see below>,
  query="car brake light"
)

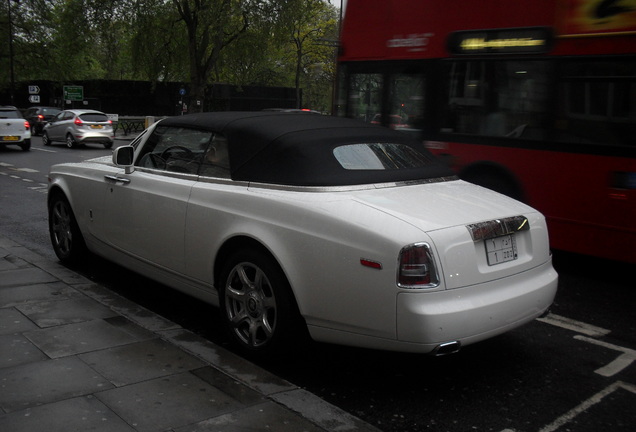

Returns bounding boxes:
[397,243,439,288]
[74,117,83,125]
[37,114,44,119]
[24,121,30,129]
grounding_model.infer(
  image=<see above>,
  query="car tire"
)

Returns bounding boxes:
[219,249,304,356]
[42,132,51,146]
[48,192,88,263]
[104,141,113,149]
[20,139,31,152]
[66,134,76,149]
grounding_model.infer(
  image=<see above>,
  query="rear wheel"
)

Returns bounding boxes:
[42,132,51,146]
[104,141,113,149]
[219,249,303,356]
[66,134,76,149]
[48,192,87,263]
[20,139,31,151]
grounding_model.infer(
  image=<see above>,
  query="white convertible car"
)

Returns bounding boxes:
[48,112,558,355]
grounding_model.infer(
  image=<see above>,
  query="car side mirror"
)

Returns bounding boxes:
[113,146,135,174]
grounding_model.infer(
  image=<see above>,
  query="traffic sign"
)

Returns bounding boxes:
[28,95,41,103]
[63,85,84,101]
[28,85,40,94]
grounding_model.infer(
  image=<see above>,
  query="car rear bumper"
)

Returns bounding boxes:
[396,258,558,350]
[76,133,114,144]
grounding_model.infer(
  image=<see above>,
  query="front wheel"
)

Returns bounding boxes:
[48,193,87,263]
[42,132,51,146]
[219,249,303,356]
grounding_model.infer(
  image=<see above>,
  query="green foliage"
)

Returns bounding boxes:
[0,0,340,111]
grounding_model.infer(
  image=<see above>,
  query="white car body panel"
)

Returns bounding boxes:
[48,114,558,354]
[0,119,31,141]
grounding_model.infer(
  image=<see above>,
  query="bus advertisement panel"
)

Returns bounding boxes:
[335,0,636,263]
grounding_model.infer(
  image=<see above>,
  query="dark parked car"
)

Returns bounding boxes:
[23,106,61,135]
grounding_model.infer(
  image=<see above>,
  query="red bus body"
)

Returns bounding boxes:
[336,0,636,263]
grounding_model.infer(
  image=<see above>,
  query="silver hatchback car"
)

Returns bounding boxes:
[43,109,114,149]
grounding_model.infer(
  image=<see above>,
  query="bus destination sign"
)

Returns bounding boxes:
[448,27,553,55]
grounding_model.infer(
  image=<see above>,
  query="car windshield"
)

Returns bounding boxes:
[80,113,108,122]
[0,110,20,119]
[42,108,60,116]
[333,143,434,170]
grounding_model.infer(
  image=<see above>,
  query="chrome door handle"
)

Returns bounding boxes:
[104,175,131,184]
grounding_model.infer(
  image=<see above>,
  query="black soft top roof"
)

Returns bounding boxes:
[160,112,453,186]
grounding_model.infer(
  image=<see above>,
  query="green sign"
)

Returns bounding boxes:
[63,85,84,101]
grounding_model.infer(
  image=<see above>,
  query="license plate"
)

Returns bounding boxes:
[485,234,517,266]
[2,136,19,141]
[90,125,103,129]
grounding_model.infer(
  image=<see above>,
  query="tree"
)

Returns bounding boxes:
[172,0,255,112]
[1,0,341,113]
[273,0,338,109]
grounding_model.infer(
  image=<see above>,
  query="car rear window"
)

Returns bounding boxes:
[79,113,109,122]
[333,143,436,170]
[0,109,20,119]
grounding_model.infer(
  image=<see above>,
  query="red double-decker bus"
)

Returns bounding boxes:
[335,0,636,263]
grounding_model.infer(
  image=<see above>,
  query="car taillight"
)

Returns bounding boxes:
[37,114,45,120]
[74,117,83,125]
[24,121,30,129]
[397,243,439,288]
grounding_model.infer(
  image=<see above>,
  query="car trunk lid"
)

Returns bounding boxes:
[355,180,552,289]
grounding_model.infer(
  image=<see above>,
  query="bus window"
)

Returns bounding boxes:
[442,60,551,141]
[388,73,426,133]
[557,60,636,147]
[348,73,382,123]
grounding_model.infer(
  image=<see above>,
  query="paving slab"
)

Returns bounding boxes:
[79,338,206,387]
[0,307,39,335]
[24,318,142,358]
[16,297,119,327]
[0,281,81,308]
[0,267,58,288]
[0,356,114,413]
[96,372,244,432]
[0,333,48,368]
[0,396,136,432]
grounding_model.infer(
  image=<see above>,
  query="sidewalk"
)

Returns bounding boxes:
[0,234,381,432]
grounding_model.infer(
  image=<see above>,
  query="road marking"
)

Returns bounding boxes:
[0,162,14,167]
[501,382,636,432]
[538,381,636,432]
[575,335,636,377]
[32,147,57,153]
[14,167,39,173]
[537,313,610,337]
[28,184,49,194]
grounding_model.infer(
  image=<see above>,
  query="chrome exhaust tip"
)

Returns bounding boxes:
[431,341,461,356]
